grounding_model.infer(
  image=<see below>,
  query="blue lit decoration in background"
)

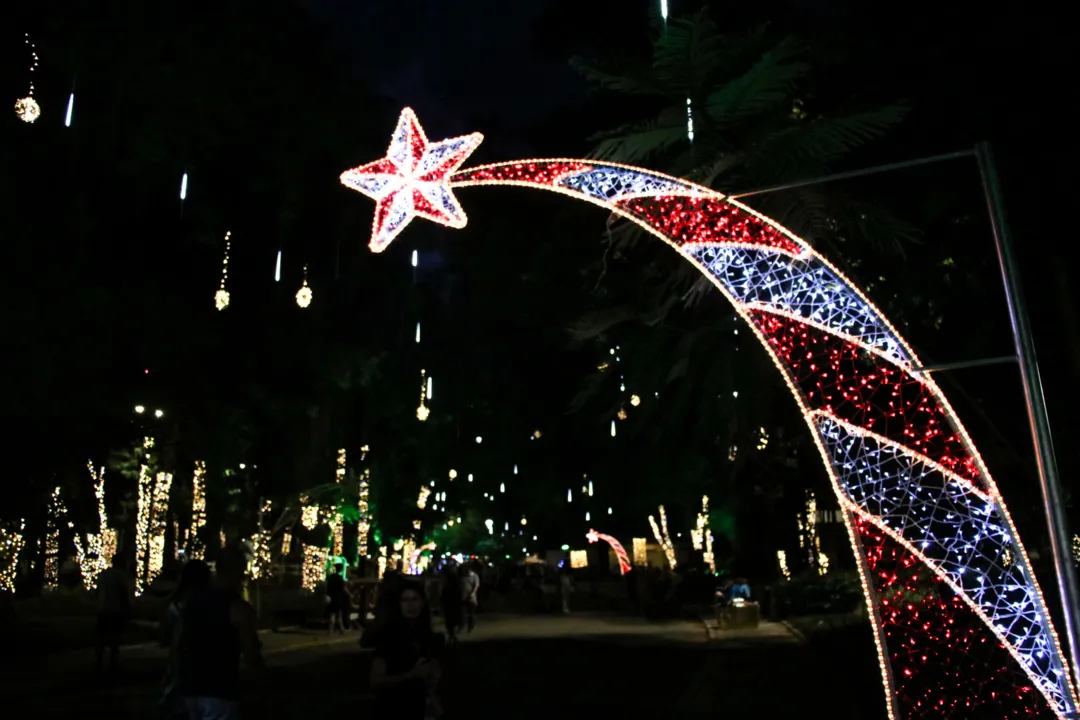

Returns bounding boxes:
[340,107,1079,719]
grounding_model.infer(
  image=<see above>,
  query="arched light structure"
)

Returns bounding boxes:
[341,107,1078,719]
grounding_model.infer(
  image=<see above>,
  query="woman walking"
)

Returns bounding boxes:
[158,559,211,719]
[370,580,444,719]
[439,564,463,645]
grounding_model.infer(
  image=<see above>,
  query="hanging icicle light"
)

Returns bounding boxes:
[686,97,695,142]
[660,0,669,21]
[275,250,282,282]
[64,92,74,127]
[426,374,433,400]
[14,35,40,123]
[296,264,313,308]
[567,489,572,503]
[180,173,189,201]
[411,250,418,267]
[415,322,421,343]
[610,419,617,437]
[215,232,231,310]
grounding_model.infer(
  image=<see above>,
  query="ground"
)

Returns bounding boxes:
[4,613,888,718]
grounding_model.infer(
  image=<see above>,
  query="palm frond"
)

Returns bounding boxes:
[653,9,725,91]
[587,115,688,163]
[752,105,907,168]
[704,36,810,129]
[566,306,637,344]
[569,56,668,96]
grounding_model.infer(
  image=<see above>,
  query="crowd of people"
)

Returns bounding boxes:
[90,550,747,720]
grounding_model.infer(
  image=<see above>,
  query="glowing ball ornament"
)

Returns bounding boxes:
[15,97,40,123]
[215,231,232,311]
[296,264,312,308]
[14,35,40,123]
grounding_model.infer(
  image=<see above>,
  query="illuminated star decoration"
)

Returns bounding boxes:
[339,107,483,253]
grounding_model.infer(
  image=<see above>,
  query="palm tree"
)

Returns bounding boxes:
[565,10,912,575]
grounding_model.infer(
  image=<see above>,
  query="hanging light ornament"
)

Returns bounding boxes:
[215,232,231,310]
[14,34,40,123]
[416,369,430,421]
[296,264,313,308]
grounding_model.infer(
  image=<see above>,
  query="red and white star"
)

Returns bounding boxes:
[340,107,484,252]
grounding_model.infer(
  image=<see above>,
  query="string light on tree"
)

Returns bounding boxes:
[649,506,677,569]
[14,34,40,123]
[777,550,791,580]
[147,472,173,584]
[250,499,272,580]
[341,108,1078,717]
[215,232,231,310]
[0,521,26,592]
[44,488,63,589]
[357,460,371,558]
[296,264,313,308]
[301,545,326,591]
[190,461,207,559]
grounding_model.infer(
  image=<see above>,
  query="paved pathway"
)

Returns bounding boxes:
[6,613,885,718]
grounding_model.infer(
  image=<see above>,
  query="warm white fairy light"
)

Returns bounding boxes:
[296,264,313,308]
[147,471,173,585]
[133,437,153,596]
[301,503,319,530]
[417,486,431,510]
[777,550,791,580]
[215,232,231,310]
[190,460,207,559]
[44,488,63,589]
[330,449,346,556]
[649,506,677,569]
[250,499,273,580]
[357,465,371,558]
[342,112,1080,716]
[630,394,641,406]
[757,427,770,451]
[377,546,388,579]
[78,462,110,588]
[1,521,26,592]
[15,34,40,123]
[281,531,292,557]
[301,544,326,591]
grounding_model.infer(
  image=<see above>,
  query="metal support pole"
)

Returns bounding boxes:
[728,150,974,200]
[910,355,1016,374]
[976,141,1080,699]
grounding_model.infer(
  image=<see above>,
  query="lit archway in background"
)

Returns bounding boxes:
[586,529,632,575]
[341,108,1077,719]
